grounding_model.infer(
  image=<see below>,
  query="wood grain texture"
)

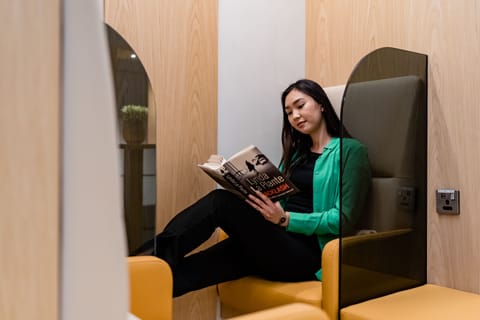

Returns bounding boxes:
[105,0,218,319]
[0,1,60,319]
[307,0,480,293]
[147,84,156,144]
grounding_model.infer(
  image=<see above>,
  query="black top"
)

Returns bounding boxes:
[284,151,321,213]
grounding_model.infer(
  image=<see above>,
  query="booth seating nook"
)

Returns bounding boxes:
[218,74,426,319]
[126,48,480,320]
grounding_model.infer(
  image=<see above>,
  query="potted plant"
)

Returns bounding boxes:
[121,104,148,144]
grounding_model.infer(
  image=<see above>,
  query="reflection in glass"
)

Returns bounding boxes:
[340,47,427,311]
[106,24,157,255]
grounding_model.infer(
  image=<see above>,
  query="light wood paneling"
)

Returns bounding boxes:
[307,0,480,293]
[105,1,218,319]
[0,1,60,319]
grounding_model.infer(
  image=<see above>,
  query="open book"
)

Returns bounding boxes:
[198,145,299,201]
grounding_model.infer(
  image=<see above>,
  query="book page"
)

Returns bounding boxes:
[200,154,226,169]
[198,161,245,197]
[197,163,229,186]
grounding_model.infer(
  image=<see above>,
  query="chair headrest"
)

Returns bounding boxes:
[326,76,423,178]
[324,84,345,117]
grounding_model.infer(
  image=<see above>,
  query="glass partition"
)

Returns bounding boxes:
[339,47,428,311]
[106,25,157,255]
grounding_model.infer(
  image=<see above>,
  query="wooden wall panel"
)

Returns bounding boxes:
[0,1,60,319]
[307,0,480,293]
[105,1,218,319]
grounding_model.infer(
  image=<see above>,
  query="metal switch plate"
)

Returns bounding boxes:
[436,189,460,214]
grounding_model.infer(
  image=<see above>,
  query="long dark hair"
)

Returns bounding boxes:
[280,79,349,176]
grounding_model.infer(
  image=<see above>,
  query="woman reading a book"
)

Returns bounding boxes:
[142,79,371,297]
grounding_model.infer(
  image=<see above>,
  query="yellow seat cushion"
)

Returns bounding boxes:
[227,302,328,320]
[218,276,322,317]
[341,284,480,320]
[340,264,421,307]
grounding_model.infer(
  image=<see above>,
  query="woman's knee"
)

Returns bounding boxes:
[206,188,234,198]
[204,189,250,223]
[204,189,239,206]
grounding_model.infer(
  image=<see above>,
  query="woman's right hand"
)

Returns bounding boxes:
[245,190,289,226]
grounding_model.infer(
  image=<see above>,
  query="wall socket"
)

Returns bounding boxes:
[397,187,416,211]
[436,189,460,214]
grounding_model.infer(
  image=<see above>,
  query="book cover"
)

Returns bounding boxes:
[198,145,299,201]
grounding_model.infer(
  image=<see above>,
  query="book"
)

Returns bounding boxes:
[198,145,299,201]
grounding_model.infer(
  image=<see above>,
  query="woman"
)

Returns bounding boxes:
[147,79,371,297]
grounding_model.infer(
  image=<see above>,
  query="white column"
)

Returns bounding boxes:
[218,0,305,164]
[62,0,128,319]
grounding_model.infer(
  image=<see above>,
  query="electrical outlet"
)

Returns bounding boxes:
[397,187,416,211]
[436,189,460,214]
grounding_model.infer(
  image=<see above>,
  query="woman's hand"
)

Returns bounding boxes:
[246,190,289,226]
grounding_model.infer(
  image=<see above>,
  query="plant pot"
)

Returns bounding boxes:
[123,119,146,144]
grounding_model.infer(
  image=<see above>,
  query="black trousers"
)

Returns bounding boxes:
[153,189,321,297]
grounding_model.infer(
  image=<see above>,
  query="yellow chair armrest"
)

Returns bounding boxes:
[322,238,340,320]
[128,256,173,320]
[321,229,414,320]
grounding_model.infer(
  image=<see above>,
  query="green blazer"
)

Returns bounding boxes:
[283,137,371,280]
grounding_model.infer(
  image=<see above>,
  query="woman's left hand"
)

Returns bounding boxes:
[246,190,286,225]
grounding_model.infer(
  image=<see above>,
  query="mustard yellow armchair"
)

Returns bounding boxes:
[217,229,420,320]
[127,256,173,320]
[216,229,330,318]
[219,52,429,320]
